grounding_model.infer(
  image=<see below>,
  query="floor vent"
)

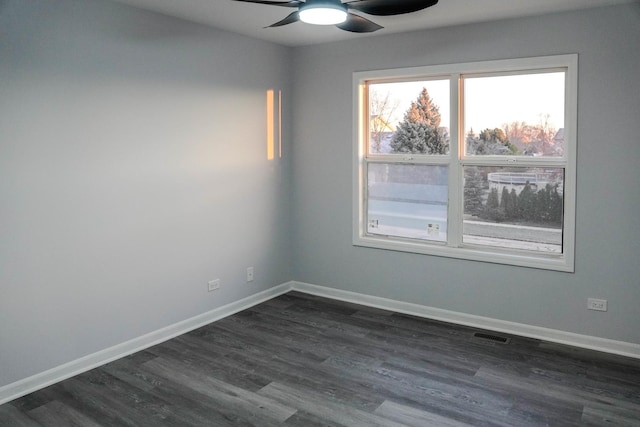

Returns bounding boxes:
[472,332,511,344]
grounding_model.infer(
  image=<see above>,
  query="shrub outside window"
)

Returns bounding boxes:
[353,55,577,271]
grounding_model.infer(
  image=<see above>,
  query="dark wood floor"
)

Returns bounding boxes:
[2,291,640,426]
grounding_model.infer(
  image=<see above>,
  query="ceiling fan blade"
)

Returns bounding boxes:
[336,13,383,33]
[232,0,300,8]
[266,11,300,27]
[346,0,438,16]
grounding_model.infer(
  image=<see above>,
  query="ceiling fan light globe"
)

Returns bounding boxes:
[299,1,347,25]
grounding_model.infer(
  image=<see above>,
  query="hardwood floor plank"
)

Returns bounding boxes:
[373,400,474,427]
[260,293,307,309]
[283,411,347,426]
[146,335,272,392]
[527,364,640,404]
[127,362,257,426]
[142,356,297,424]
[363,327,535,379]
[381,351,480,379]
[27,400,103,427]
[475,365,640,417]
[101,349,262,426]
[581,405,640,426]
[258,381,405,427]
[504,402,577,427]
[217,347,386,412]
[221,307,398,368]
[247,303,379,340]
[26,381,150,427]
[58,372,182,426]
[7,389,53,414]
[0,404,42,427]
[538,341,640,369]
[100,351,161,393]
[319,355,515,427]
[207,314,333,364]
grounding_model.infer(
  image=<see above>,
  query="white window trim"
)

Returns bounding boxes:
[353,55,577,272]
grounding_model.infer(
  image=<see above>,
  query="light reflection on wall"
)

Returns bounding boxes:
[266,89,283,160]
[278,90,282,158]
[267,89,275,160]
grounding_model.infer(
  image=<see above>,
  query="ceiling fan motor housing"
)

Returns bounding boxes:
[299,0,348,25]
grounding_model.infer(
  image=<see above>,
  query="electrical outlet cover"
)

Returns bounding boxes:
[587,298,607,311]
[208,279,220,292]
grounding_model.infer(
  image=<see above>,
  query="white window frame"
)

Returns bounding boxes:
[353,55,577,272]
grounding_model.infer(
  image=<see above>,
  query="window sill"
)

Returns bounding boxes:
[353,234,574,272]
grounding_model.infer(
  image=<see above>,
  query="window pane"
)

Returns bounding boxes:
[463,166,564,253]
[367,163,448,242]
[464,72,565,157]
[368,80,450,155]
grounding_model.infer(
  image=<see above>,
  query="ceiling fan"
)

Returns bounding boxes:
[231,0,439,33]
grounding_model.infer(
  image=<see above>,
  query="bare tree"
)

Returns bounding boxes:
[369,89,399,153]
[536,113,557,155]
[502,116,556,156]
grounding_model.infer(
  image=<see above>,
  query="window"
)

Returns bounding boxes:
[353,55,577,271]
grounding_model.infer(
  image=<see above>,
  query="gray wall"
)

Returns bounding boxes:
[0,0,292,387]
[291,5,640,344]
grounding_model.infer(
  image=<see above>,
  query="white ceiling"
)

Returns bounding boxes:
[111,0,636,46]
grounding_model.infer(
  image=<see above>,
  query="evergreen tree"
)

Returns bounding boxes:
[518,182,536,221]
[531,183,564,225]
[487,188,500,210]
[390,88,448,154]
[500,187,509,210]
[508,188,519,220]
[484,187,505,222]
[464,167,485,216]
[549,184,563,224]
[467,127,519,155]
[501,187,517,220]
[536,186,550,222]
[480,128,508,143]
[466,133,485,155]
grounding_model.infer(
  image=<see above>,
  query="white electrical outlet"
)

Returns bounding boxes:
[247,267,254,282]
[208,279,220,292]
[587,298,607,311]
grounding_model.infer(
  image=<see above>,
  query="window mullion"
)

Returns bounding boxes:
[461,157,567,167]
[366,156,450,165]
[447,73,462,248]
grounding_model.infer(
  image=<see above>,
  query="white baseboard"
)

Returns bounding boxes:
[0,283,293,406]
[3,280,639,406]
[290,281,640,360]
